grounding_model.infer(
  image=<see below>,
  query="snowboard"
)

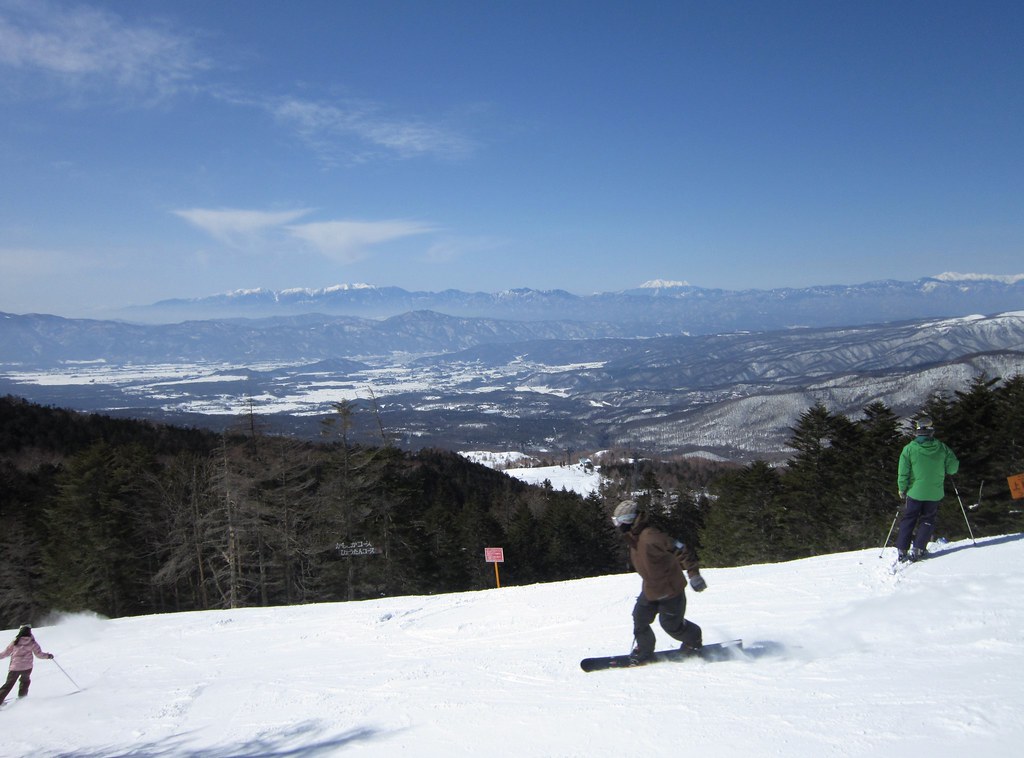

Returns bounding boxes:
[580,639,743,672]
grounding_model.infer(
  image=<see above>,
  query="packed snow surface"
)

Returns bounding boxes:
[3,535,1022,756]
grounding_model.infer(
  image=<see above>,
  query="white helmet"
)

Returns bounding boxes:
[914,416,935,436]
[612,500,639,527]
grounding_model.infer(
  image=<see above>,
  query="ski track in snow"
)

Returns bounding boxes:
[2,535,1022,756]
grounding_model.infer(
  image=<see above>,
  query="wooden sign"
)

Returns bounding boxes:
[1008,473,1024,500]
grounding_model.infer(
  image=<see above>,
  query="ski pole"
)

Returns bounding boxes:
[969,481,985,511]
[951,480,978,545]
[50,657,81,692]
[878,501,902,558]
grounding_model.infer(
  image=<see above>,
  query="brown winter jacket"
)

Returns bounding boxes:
[623,522,701,601]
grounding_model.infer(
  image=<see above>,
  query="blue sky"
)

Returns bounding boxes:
[1,0,1022,318]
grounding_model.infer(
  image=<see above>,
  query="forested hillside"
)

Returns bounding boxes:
[0,398,622,628]
[2,372,1022,628]
[702,374,1024,565]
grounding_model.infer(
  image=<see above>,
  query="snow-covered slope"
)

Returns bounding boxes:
[462,451,603,497]
[4,535,1022,756]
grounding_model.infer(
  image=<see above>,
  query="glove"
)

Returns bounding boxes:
[46,653,54,659]
[688,573,707,592]
[898,491,906,500]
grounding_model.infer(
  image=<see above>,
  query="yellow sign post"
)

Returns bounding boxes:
[484,547,505,588]
[1008,473,1024,500]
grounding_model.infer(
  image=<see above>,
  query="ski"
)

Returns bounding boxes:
[580,639,743,672]
[890,542,947,574]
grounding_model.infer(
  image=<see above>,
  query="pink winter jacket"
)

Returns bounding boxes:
[1,636,52,671]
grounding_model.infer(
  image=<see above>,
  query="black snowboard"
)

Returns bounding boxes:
[580,639,743,672]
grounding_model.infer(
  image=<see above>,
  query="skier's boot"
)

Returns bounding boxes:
[897,549,910,563]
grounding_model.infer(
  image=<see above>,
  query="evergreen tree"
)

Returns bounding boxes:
[661,488,705,553]
[996,375,1024,476]
[782,404,857,556]
[847,402,903,548]
[537,490,618,580]
[702,460,784,566]
[0,520,43,628]
[0,458,51,627]
[504,500,547,584]
[943,375,1002,489]
[44,442,161,617]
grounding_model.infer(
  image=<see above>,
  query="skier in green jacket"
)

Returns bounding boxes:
[896,416,959,562]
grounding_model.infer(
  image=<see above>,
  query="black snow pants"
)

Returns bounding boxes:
[632,592,702,658]
[896,496,940,553]
[0,669,32,702]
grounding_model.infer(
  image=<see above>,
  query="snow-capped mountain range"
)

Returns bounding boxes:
[2,274,1023,459]
[119,273,1024,332]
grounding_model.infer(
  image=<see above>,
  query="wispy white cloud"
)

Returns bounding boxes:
[0,0,211,100]
[269,97,476,164]
[174,208,313,249]
[287,220,437,264]
[0,1,477,163]
[174,208,437,264]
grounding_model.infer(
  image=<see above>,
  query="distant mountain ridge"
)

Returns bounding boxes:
[3,273,1024,459]
[120,274,1024,332]
[0,311,643,367]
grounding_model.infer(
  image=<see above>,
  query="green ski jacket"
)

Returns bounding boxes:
[897,436,959,501]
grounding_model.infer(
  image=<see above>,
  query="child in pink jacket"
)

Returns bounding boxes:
[0,625,54,704]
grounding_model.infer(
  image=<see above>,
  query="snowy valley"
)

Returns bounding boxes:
[2,307,1023,460]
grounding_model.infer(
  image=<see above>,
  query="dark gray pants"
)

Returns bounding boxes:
[632,592,702,657]
[0,669,32,702]
[896,497,939,552]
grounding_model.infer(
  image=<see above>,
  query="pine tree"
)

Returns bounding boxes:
[504,500,547,584]
[782,404,857,556]
[996,375,1024,477]
[43,442,161,617]
[943,375,1002,488]
[847,402,903,548]
[702,460,784,566]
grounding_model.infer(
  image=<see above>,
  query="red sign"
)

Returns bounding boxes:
[484,547,505,563]
[1009,473,1024,500]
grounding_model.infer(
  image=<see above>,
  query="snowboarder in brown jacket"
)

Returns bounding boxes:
[612,500,706,664]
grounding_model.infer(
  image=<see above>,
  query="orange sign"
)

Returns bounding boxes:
[1009,473,1024,500]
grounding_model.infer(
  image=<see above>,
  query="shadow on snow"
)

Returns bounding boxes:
[923,532,1024,562]
[48,722,387,758]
